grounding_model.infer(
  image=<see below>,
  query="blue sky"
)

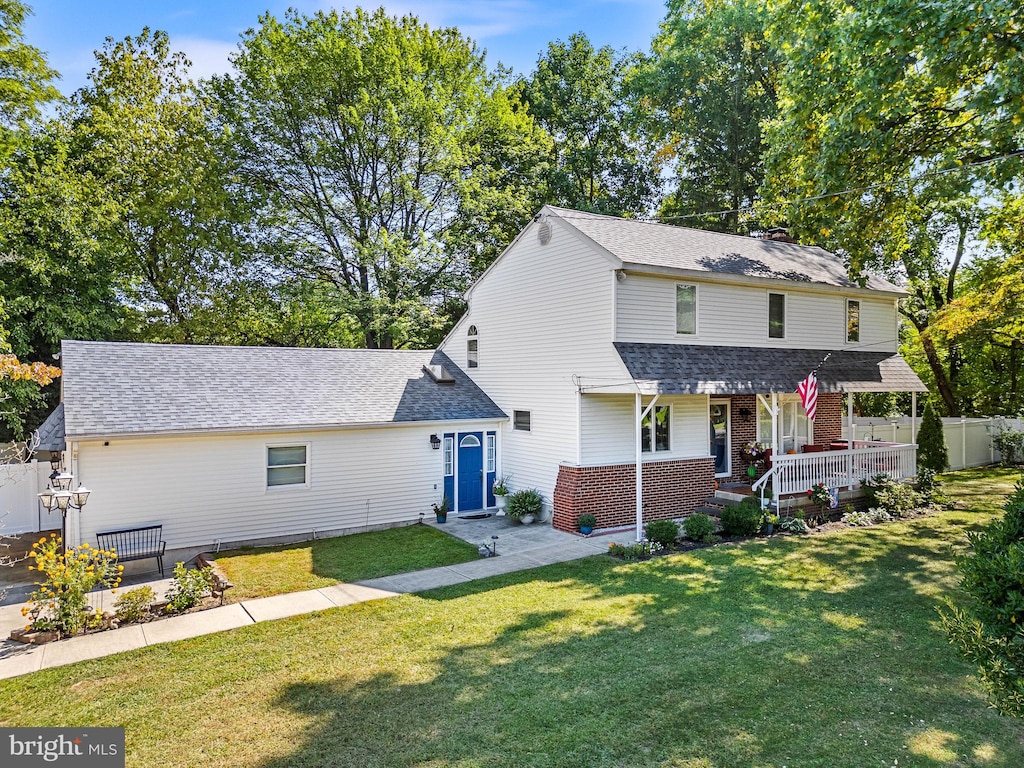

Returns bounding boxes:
[26,0,667,95]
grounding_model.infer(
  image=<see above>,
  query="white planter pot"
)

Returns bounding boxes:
[494,495,507,515]
[519,513,536,525]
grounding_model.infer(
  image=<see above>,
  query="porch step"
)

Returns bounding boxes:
[692,506,722,518]
[713,489,753,504]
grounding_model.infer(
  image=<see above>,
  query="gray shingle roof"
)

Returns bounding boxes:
[547,206,903,294]
[34,402,65,452]
[614,343,928,395]
[61,341,505,438]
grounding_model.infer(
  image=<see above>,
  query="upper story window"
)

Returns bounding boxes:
[513,410,531,431]
[676,284,697,335]
[267,445,308,488]
[846,299,860,342]
[641,405,671,453]
[768,292,786,339]
[467,325,478,368]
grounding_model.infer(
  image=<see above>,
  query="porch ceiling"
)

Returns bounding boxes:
[613,343,928,396]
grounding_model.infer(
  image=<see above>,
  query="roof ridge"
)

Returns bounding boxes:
[545,205,831,254]
[62,340,436,355]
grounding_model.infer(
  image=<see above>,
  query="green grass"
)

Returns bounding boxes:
[1,468,1022,768]
[213,524,480,601]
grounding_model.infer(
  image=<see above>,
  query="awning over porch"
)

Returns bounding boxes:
[612,343,928,395]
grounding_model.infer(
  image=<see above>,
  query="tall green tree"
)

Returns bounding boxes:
[762,0,1023,270]
[212,8,549,349]
[63,28,256,344]
[522,32,658,216]
[640,0,778,232]
[0,0,58,167]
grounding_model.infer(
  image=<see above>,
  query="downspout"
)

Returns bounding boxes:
[911,391,917,444]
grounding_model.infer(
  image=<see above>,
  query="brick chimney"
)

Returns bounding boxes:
[764,227,798,243]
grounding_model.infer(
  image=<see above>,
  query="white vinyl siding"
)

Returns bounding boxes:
[74,422,498,550]
[440,216,629,507]
[615,273,899,352]
[579,394,710,465]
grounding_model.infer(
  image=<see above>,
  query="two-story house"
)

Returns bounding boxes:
[439,206,926,534]
[40,206,925,551]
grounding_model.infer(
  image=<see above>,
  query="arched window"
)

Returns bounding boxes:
[467,325,479,368]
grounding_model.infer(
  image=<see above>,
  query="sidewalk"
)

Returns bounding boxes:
[0,517,631,681]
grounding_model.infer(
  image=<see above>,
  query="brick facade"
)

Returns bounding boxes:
[551,393,846,533]
[552,457,714,532]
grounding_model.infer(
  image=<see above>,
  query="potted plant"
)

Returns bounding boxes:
[507,488,543,525]
[432,496,450,523]
[577,513,597,535]
[762,512,780,535]
[492,475,510,515]
[739,441,767,478]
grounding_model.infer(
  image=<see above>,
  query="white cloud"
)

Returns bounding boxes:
[321,0,546,40]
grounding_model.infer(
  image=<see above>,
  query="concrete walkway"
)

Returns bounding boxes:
[0,516,631,681]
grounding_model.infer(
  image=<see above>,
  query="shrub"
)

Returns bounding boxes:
[940,478,1024,715]
[993,426,1024,466]
[864,473,920,517]
[914,467,949,505]
[842,507,892,526]
[607,541,662,561]
[577,513,597,530]
[683,513,716,542]
[22,536,122,637]
[165,562,214,613]
[507,488,543,520]
[778,516,809,534]
[720,498,763,537]
[917,399,949,472]
[644,519,679,548]
[114,586,156,624]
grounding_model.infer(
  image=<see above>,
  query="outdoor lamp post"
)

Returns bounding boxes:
[37,470,90,554]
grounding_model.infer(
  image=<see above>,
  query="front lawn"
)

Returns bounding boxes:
[0,468,1021,767]
[213,524,480,601]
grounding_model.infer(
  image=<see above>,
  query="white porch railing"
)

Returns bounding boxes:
[765,442,918,497]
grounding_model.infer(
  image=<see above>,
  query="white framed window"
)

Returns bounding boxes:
[513,410,531,431]
[846,299,860,343]
[641,405,671,453]
[486,434,495,472]
[467,325,478,368]
[443,437,454,476]
[460,434,480,448]
[267,444,309,488]
[676,284,697,335]
[757,396,813,453]
[768,292,786,339]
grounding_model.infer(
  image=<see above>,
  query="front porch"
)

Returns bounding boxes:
[554,343,928,537]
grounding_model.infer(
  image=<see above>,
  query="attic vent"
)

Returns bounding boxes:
[423,364,455,384]
[537,219,552,245]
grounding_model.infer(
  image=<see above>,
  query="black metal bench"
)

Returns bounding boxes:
[96,525,167,577]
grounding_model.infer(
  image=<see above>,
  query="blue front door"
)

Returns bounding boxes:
[457,432,483,511]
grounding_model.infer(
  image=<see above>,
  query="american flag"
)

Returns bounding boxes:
[797,371,818,420]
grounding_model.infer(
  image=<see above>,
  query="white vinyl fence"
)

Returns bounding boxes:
[842,417,1024,471]
[0,461,62,535]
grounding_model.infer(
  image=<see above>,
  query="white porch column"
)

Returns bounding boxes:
[911,391,917,443]
[847,393,855,490]
[635,392,643,542]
